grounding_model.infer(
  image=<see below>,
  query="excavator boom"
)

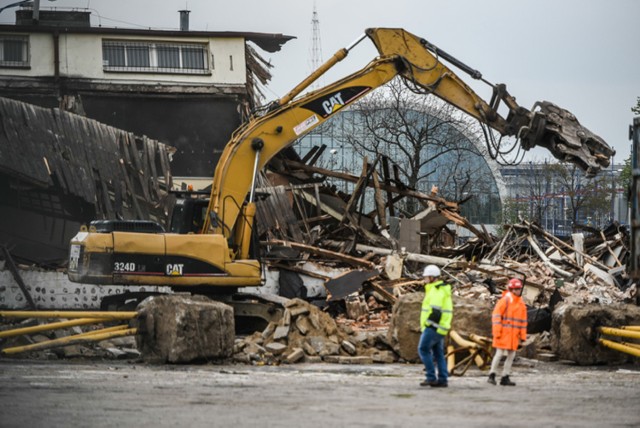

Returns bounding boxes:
[205,28,614,241]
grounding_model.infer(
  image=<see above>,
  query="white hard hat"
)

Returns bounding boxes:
[423,265,441,278]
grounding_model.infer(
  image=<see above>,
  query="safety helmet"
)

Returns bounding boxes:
[507,278,523,290]
[423,265,441,278]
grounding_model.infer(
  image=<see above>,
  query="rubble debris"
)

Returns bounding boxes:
[4,140,638,368]
[231,298,398,365]
[251,152,638,366]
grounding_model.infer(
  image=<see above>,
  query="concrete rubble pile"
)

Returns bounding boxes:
[245,155,640,365]
[232,298,395,365]
[2,152,639,366]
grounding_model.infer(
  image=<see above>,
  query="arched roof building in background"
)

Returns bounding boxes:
[294,105,507,227]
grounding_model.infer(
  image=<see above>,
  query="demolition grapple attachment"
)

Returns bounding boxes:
[519,101,615,177]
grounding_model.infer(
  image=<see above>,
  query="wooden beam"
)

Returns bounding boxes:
[283,159,457,209]
[263,239,375,269]
[381,156,395,217]
[372,169,387,230]
[340,157,369,227]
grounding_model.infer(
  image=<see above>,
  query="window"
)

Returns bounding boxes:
[102,40,208,74]
[0,35,29,68]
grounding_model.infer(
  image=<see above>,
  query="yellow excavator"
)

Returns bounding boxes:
[67,28,614,296]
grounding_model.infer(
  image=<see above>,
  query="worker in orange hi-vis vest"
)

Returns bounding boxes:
[487,278,528,386]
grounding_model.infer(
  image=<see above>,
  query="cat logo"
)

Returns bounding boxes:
[300,86,372,119]
[166,264,184,276]
[321,92,345,116]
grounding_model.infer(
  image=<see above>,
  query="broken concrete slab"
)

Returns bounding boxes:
[387,292,422,362]
[452,296,493,338]
[135,295,234,364]
[551,303,640,365]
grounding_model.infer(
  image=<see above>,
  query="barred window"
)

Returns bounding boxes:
[102,40,208,74]
[157,45,179,68]
[0,35,29,67]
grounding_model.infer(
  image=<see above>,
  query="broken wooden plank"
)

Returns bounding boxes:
[264,239,376,269]
[293,188,386,246]
[372,168,387,230]
[527,221,609,271]
[269,263,331,280]
[526,236,572,278]
[368,280,397,304]
[339,156,369,227]
[381,156,395,217]
[283,159,458,209]
[352,243,454,267]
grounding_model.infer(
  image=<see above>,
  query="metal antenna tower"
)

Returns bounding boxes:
[309,3,323,88]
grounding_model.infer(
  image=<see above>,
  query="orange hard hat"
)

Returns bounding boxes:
[507,278,523,290]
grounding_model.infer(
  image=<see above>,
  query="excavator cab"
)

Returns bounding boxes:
[169,195,209,234]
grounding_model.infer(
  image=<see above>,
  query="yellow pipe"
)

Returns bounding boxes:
[620,326,640,332]
[447,344,455,369]
[598,338,640,358]
[0,311,137,320]
[599,326,640,340]
[449,330,490,369]
[0,317,111,339]
[1,326,137,355]
[64,324,130,340]
[469,333,492,345]
[450,330,479,349]
[620,341,640,350]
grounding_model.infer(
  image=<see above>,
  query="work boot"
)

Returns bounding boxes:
[430,382,448,388]
[487,373,496,385]
[500,375,516,386]
[420,380,438,387]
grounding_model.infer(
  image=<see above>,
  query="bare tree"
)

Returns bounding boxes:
[548,162,613,227]
[329,77,496,217]
[501,162,553,225]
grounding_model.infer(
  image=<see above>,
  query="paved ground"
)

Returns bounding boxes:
[0,358,638,427]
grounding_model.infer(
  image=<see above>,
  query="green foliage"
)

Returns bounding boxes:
[501,197,528,224]
[548,162,616,226]
[620,154,632,192]
[633,96,640,115]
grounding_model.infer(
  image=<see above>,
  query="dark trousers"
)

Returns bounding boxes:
[418,327,448,384]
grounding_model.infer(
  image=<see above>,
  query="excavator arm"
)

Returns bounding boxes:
[205,27,614,257]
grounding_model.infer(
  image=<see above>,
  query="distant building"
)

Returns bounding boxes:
[500,161,627,235]
[0,6,293,183]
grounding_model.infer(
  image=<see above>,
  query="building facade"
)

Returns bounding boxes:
[0,8,293,183]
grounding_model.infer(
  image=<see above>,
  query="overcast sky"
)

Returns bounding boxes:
[2,0,638,163]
